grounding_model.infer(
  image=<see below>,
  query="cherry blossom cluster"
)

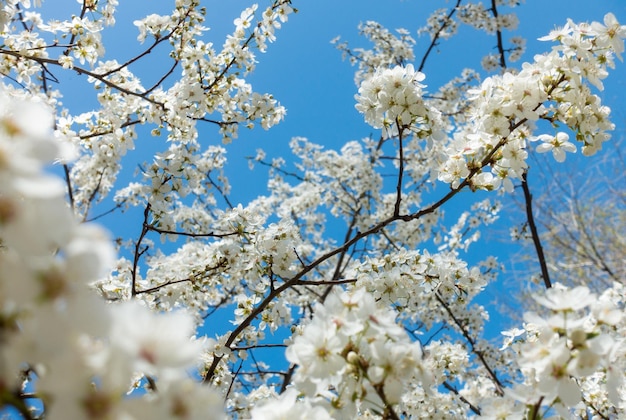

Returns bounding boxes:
[436,13,625,191]
[0,0,292,220]
[418,7,459,41]
[280,288,430,418]
[355,64,444,138]
[457,2,519,34]
[332,20,416,86]
[500,283,625,418]
[0,89,224,419]
[435,198,501,253]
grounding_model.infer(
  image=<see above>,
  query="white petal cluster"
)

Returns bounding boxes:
[0,88,223,419]
[435,13,626,191]
[333,21,416,86]
[503,283,625,415]
[355,64,435,134]
[458,2,518,34]
[250,388,332,420]
[0,0,292,220]
[418,8,459,41]
[255,220,302,278]
[356,248,491,316]
[284,288,429,417]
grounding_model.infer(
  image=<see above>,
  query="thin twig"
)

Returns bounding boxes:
[436,293,505,396]
[442,381,482,416]
[147,225,240,239]
[131,204,152,297]
[418,0,463,72]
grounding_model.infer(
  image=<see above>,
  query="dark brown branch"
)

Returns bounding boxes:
[231,343,287,351]
[529,396,545,420]
[0,49,164,106]
[321,207,362,301]
[251,158,306,182]
[147,225,240,239]
[442,381,481,415]
[134,259,227,295]
[131,204,152,297]
[140,9,197,95]
[61,0,91,57]
[100,25,181,78]
[204,0,288,93]
[134,276,198,295]
[371,383,401,420]
[63,164,75,212]
[84,202,124,222]
[279,365,296,394]
[490,0,508,71]
[78,119,142,140]
[206,172,234,209]
[196,117,240,127]
[394,123,405,217]
[225,361,243,400]
[82,169,106,221]
[583,395,612,420]
[521,172,552,289]
[295,278,357,286]
[202,294,232,319]
[145,59,179,96]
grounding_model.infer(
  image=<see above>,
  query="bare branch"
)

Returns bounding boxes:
[522,172,552,289]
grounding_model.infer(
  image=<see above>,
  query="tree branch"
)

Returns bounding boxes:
[490,0,508,71]
[521,171,552,289]
[394,123,405,217]
[131,204,152,297]
[436,293,505,396]
[442,381,482,416]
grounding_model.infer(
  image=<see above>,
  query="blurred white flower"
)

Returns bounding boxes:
[109,302,204,380]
